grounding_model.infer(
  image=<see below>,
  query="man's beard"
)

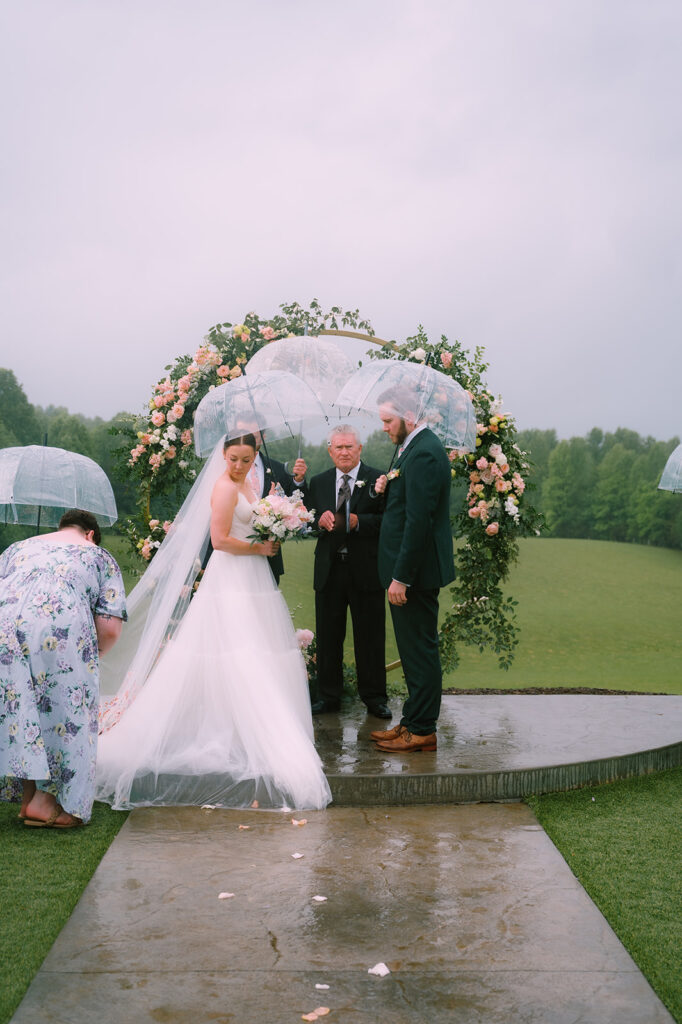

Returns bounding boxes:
[394,420,408,445]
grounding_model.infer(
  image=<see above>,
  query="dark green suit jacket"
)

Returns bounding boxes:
[378,427,455,591]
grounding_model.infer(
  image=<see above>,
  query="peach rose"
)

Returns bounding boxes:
[440,351,453,369]
[485,522,499,536]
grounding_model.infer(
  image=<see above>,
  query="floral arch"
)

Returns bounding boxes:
[117,300,541,672]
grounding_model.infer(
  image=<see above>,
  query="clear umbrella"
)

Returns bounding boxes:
[245,335,355,408]
[193,370,328,457]
[333,359,477,451]
[0,445,118,527]
[658,443,682,493]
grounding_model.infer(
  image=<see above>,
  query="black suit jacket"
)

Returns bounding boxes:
[378,428,455,591]
[305,462,384,592]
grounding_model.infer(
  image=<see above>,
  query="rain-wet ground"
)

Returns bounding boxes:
[11,695,681,1023]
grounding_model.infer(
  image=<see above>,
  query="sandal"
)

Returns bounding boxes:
[24,803,83,829]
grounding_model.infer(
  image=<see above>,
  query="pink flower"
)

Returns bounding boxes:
[485,522,499,536]
[440,351,453,369]
[166,446,176,459]
[495,479,511,493]
[475,457,488,470]
[148,519,160,529]
[260,325,276,341]
[499,462,509,475]
[171,403,184,419]
[295,628,314,649]
[149,452,163,469]
[217,365,230,378]
[140,540,152,561]
[469,471,481,483]
[162,520,172,533]
[480,469,495,485]
[151,411,165,427]
[181,429,193,447]
[468,506,480,518]
[228,365,242,379]
[153,395,166,408]
[512,473,526,493]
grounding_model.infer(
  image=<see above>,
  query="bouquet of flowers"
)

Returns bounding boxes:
[249,489,315,543]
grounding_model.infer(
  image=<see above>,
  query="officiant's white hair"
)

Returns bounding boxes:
[327,424,361,446]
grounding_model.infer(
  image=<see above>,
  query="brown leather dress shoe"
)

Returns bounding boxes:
[374,730,437,753]
[370,723,406,742]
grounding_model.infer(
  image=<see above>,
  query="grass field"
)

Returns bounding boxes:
[103,533,682,694]
[277,536,682,694]
[528,767,682,1023]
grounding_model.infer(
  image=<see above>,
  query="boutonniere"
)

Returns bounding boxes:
[265,468,272,475]
[355,479,366,489]
[387,469,401,481]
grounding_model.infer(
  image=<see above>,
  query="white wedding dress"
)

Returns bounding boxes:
[95,492,331,811]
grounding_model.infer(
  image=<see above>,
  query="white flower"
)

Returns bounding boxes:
[178,460,188,469]
[489,396,504,416]
[410,347,426,362]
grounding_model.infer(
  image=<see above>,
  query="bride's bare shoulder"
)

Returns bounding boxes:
[211,475,239,508]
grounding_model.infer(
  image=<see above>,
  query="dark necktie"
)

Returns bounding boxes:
[337,473,351,511]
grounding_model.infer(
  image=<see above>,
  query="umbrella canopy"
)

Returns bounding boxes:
[0,445,118,526]
[193,370,328,457]
[658,442,682,493]
[245,335,355,409]
[333,359,477,451]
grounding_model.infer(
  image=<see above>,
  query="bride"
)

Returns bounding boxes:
[95,433,332,811]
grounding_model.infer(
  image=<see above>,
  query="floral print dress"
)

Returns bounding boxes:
[0,538,127,822]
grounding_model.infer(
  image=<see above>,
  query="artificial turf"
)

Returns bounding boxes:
[527,766,682,1023]
[0,801,128,1024]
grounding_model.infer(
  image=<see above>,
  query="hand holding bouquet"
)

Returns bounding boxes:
[249,489,315,544]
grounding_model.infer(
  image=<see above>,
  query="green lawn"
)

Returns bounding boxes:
[527,767,682,1023]
[279,537,682,694]
[103,533,682,692]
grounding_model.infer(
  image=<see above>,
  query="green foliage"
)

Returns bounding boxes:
[527,768,682,1022]
[536,429,681,547]
[0,369,40,446]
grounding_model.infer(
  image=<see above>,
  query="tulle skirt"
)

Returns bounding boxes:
[95,549,331,811]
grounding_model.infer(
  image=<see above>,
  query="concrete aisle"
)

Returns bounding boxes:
[12,803,674,1023]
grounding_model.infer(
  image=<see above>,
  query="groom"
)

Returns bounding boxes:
[371,388,455,753]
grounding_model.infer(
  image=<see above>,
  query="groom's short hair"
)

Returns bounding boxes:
[377,386,420,423]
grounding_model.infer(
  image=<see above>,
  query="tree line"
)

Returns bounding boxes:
[516,427,682,548]
[2,368,680,550]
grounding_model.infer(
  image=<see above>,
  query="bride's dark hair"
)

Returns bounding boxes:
[223,433,257,452]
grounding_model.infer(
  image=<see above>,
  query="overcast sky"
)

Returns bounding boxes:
[1,0,681,440]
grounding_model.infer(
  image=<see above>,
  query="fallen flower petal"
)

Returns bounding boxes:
[368,962,391,977]
[251,800,259,808]
[218,892,235,900]
[314,1009,330,1017]
[301,1014,319,1022]
[238,825,251,830]
[201,804,217,810]
[292,852,305,859]
[315,984,330,990]
[292,818,308,826]
[312,895,328,903]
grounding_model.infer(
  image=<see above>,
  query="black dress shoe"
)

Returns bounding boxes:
[311,699,341,715]
[365,702,392,719]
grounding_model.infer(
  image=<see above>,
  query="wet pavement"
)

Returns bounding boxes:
[11,694,681,1023]
[12,804,674,1023]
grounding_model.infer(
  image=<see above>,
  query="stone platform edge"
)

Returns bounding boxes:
[326,739,682,805]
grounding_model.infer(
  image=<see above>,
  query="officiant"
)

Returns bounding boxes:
[303,426,390,719]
